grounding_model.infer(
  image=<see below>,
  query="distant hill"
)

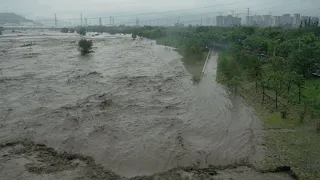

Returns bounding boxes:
[0,13,38,25]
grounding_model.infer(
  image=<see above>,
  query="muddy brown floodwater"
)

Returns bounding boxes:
[0,31,292,180]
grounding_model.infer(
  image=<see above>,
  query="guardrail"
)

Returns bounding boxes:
[201,50,211,76]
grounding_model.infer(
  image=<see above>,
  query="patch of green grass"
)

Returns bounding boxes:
[264,129,320,180]
[264,112,300,129]
[238,81,320,180]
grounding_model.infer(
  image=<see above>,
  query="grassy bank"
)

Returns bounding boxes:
[217,51,320,179]
[155,37,208,83]
[239,81,320,180]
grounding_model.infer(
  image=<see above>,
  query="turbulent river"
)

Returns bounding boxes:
[0,31,292,180]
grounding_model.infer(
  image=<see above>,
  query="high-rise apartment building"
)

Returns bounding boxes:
[216,16,224,27]
[274,16,281,26]
[293,13,301,27]
[280,14,291,25]
[262,15,272,27]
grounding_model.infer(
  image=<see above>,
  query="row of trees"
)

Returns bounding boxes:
[214,28,320,120]
[61,28,75,33]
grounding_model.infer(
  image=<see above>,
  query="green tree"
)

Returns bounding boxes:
[77,27,87,36]
[258,75,269,104]
[295,75,305,102]
[78,39,93,55]
[289,47,316,78]
[268,71,284,109]
[247,55,262,92]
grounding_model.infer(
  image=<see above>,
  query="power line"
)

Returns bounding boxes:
[80,13,83,26]
[96,0,248,19]
[30,0,252,22]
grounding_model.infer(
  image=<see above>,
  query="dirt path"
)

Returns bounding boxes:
[0,32,292,179]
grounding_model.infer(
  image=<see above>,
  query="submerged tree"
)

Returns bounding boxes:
[132,33,137,40]
[78,39,93,55]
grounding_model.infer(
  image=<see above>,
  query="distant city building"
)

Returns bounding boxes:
[274,16,281,26]
[300,16,319,27]
[216,15,241,27]
[311,17,319,26]
[216,16,224,27]
[224,15,234,27]
[248,16,254,25]
[234,17,241,27]
[262,15,272,27]
[293,13,301,27]
[214,13,317,28]
[252,15,263,26]
[280,14,291,26]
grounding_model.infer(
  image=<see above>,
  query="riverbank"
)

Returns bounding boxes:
[155,37,208,83]
[216,52,320,180]
[239,82,320,180]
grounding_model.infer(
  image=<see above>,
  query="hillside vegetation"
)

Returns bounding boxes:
[0,13,35,25]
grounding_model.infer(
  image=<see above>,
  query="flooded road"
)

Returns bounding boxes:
[0,32,291,179]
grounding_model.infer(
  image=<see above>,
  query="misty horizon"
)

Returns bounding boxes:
[1,0,319,22]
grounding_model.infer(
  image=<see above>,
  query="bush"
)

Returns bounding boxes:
[77,27,87,36]
[61,28,69,33]
[78,39,93,55]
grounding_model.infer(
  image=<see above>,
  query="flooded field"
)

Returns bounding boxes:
[0,31,292,179]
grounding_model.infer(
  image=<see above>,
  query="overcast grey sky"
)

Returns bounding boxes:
[1,0,320,21]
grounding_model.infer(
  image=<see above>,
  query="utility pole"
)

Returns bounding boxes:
[247,8,250,25]
[136,17,139,26]
[54,13,57,26]
[99,17,102,26]
[80,13,83,26]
